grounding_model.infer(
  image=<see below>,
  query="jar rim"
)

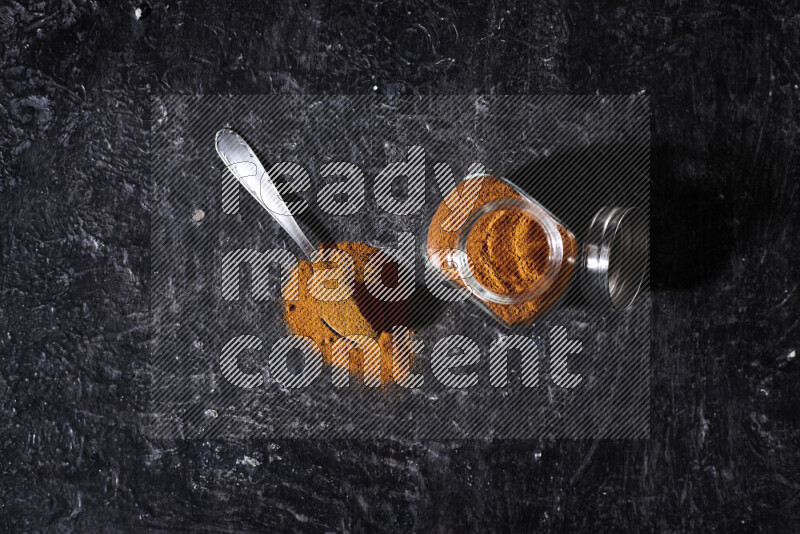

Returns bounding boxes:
[454,196,564,305]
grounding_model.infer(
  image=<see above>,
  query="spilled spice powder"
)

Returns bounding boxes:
[427,175,577,326]
[282,242,411,386]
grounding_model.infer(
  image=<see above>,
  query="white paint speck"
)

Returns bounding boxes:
[84,235,100,251]
[788,350,796,360]
[191,209,205,222]
[134,7,142,19]
[237,455,261,468]
[372,85,378,91]
[203,409,218,418]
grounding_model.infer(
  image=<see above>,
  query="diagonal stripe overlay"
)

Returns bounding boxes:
[149,95,650,440]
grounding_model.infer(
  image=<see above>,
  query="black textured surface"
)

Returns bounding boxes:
[1,1,799,531]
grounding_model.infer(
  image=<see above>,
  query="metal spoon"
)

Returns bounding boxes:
[215,129,317,259]
[215,129,372,339]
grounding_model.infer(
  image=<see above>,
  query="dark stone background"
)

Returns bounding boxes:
[1,0,798,531]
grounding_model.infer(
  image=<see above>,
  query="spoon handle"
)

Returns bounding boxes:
[215,129,317,260]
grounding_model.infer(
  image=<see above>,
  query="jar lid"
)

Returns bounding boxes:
[582,207,648,310]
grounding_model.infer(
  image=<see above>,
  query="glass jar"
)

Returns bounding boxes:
[424,173,647,327]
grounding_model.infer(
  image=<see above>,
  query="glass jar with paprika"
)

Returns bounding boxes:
[424,173,647,327]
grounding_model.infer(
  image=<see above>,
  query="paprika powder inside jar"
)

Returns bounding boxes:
[425,173,647,327]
